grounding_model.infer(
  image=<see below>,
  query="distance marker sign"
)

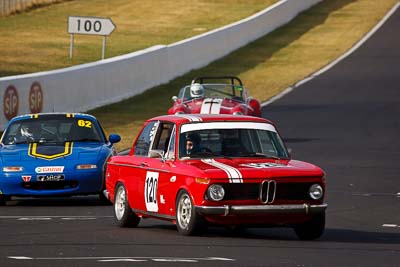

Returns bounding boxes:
[68,16,115,36]
[68,16,116,59]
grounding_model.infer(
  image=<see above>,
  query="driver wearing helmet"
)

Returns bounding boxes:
[190,83,205,99]
[20,122,41,140]
[185,132,202,155]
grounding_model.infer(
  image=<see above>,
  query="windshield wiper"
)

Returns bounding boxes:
[65,138,101,142]
[242,152,280,159]
[189,151,220,158]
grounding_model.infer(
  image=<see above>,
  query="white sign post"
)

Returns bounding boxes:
[68,16,116,60]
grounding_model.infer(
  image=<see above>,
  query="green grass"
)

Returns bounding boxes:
[1,0,397,151]
[0,0,278,76]
[90,0,398,151]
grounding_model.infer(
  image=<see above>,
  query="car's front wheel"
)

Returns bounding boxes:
[294,212,325,240]
[114,184,140,227]
[175,190,206,236]
[0,195,10,206]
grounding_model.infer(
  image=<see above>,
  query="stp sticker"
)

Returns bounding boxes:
[35,166,64,173]
[3,85,19,121]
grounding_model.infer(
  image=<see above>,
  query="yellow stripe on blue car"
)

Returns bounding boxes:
[28,142,73,160]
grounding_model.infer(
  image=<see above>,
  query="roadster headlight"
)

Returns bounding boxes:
[233,111,243,115]
[207,184,225,201]
[309,184,323,200]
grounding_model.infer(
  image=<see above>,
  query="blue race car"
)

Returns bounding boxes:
[0,113,121,205]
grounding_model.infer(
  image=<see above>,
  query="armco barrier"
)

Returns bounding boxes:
[0,0,322,129]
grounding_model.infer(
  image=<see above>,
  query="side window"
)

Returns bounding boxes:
[134,121,158,156]
[151,122,174,155]
[166,125,176,159]
[257,130,277,155]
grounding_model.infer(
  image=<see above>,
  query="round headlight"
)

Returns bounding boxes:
[233,111,243,115]
[175,111,185,115]
[309,184,323,200]
[207,184,225,201]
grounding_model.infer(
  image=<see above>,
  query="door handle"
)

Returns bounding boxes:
[140,162,149,167]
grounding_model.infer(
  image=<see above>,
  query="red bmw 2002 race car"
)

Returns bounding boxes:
[167,76,262,117]
[105,114,327,239]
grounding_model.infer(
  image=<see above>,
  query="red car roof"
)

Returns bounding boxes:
[149,114,272,125]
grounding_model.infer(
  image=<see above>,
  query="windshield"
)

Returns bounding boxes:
[2,117,103,145]
[178,84,247,102]
[179,122,289,159]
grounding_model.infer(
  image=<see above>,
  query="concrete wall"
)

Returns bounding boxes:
[0,0,323,129]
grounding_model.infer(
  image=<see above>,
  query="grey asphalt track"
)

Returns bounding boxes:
[1,4,400,267]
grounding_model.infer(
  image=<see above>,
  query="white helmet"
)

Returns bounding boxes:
[190,83,204,98]
[20,123,39,138]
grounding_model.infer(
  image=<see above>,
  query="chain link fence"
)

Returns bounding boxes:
[1,0,67,16]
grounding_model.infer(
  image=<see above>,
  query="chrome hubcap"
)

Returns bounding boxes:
[177,193,192,229]
[115,187,126,220]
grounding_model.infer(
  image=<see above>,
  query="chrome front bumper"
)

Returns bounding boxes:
[195,203,328,216]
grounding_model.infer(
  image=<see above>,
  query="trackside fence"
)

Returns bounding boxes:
[0,0,323,129]
[0,0,65,16]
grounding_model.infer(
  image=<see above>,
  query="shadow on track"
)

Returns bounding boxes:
[133,222,400,246]
[4,195,111,207]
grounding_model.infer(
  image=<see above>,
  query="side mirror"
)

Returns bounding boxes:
[287,148,293,158]
[172,96,178,102]
[109,134,121,144]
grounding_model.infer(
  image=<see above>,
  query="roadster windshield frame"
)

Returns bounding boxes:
[178,83,248,102]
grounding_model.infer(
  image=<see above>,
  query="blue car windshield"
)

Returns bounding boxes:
[2,117,103,145]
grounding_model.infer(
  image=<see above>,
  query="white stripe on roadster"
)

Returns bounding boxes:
[201,159,243,183]
[200,98,222,114]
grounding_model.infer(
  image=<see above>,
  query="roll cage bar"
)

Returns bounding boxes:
[191,76,244,98]
[191,76,243,86]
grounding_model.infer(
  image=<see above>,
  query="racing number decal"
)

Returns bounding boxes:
[78,119,92,128]
[145,171,159,212]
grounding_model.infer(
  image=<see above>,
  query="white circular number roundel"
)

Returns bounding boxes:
[145,171,159,212]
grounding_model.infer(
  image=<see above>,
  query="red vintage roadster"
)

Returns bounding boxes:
[105,114,327,239]
[168,76,262,117]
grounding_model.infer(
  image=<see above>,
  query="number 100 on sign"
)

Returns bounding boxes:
[68,16,115,36]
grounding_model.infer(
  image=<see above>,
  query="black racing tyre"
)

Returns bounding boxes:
[175,190,206,236]
[0,195,10,206]
[99,191,112,205]
[114,184,140,227]
[294,212,325,240]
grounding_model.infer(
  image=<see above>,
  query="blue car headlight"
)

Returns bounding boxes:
[3,166,24,172]
[76,164,97,170]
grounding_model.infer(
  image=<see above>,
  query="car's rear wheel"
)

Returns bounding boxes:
[114,184,140,227]
[294,212,325,240]
[176,190,206,236]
